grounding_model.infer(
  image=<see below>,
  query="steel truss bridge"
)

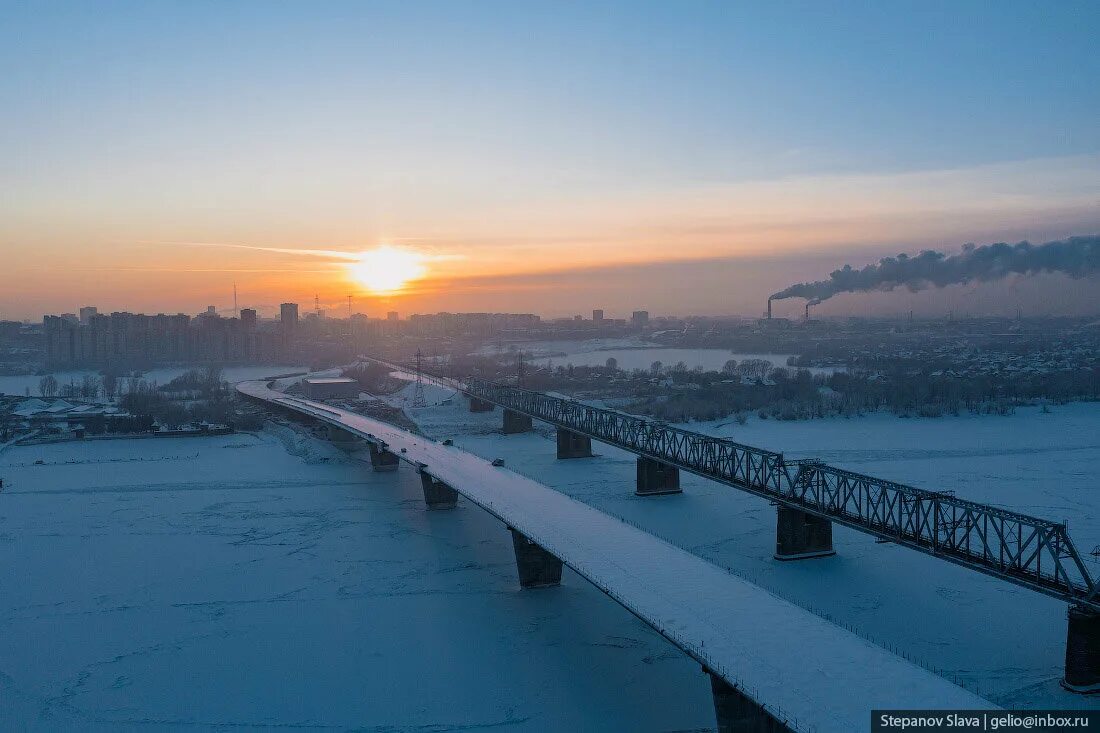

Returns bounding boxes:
[388,359,1100,613]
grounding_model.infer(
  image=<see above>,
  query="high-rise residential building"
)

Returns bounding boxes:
[206,305,217,316]
[280,303,299,328]
[631,310,649,327]
[79,306,98,325]
[279,303,299,355]
[387,311,399,322]
[44,309,280,367]
[592,309,604,322]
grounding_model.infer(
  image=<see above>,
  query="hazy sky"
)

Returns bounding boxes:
[1,1,1098,320]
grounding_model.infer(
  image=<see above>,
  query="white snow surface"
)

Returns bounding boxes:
[3,431,730,730]
[240,380,989,730]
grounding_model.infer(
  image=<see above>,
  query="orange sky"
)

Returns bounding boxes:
[3,155,1098,320]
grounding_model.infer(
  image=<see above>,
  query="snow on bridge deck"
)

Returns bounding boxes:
[239,379,990,731]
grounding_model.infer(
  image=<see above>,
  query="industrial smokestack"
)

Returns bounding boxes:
[767,298,773,319]
[804,302,811,320]
[769,235,1100,307]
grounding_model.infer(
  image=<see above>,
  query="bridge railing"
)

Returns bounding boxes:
[785,461,1098,604]
[389,360,1100,611]
[464,375,788,494]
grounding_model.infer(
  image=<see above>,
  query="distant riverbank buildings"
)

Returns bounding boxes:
[44,308,287,368]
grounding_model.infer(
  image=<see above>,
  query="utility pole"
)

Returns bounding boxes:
[412,349,426,407]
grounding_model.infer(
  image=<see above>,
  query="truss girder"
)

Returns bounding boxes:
[407,365,1100,611]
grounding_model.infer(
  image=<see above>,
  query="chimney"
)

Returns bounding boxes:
[804,303,810,320]
[767,298,773,319]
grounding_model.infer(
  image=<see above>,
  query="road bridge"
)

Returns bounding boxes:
[239,378,990,732]
[371,357,1100,692]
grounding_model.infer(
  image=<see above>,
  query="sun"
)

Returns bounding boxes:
[348,246,428,294]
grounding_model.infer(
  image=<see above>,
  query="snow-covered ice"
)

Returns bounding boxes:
[1,432,722,730]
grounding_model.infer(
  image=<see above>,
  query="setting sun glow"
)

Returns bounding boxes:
[348,246,428,294]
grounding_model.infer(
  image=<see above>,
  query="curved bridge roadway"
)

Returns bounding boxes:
[239,378,988,732]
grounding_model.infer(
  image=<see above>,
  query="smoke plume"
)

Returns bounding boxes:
[770,235,1100,305]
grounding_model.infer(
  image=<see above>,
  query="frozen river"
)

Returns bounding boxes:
[0,432,718,730]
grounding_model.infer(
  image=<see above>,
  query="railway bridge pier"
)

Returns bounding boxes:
[774,506,835,560]
[556,428,593,458]
[503,409,533,434]
[636,457,681,496]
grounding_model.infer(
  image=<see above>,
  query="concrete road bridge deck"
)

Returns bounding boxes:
[239,378,989,732]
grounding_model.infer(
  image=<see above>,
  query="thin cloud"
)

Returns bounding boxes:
[140,240,465,263]
[144,241,363,261]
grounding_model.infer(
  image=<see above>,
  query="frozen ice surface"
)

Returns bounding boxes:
[1,432,721,730]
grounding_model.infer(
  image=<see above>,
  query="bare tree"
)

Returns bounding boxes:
[101,373,118,402]
[736,359,772,382]
[722,359,739,375]
[39,374,58,398]
[80,374,100,400]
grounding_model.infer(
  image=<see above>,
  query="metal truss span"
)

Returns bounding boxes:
[401,362,1100,612]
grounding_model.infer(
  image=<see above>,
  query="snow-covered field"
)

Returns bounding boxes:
[0,431,717,730]
[0,365,308,397]
[395,379,1100,710]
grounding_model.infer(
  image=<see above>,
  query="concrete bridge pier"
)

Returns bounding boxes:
[367,442,400,472]
[774,505,834,560]
[509,528,563,588]
[1063,605,1100,692]
[556,428,593,459]
[636,457,681,496]
[502,409,533,434]
[708,672,793,733]
[326,424,360,450]
[469,397,494,413]
[419,471,458,509]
